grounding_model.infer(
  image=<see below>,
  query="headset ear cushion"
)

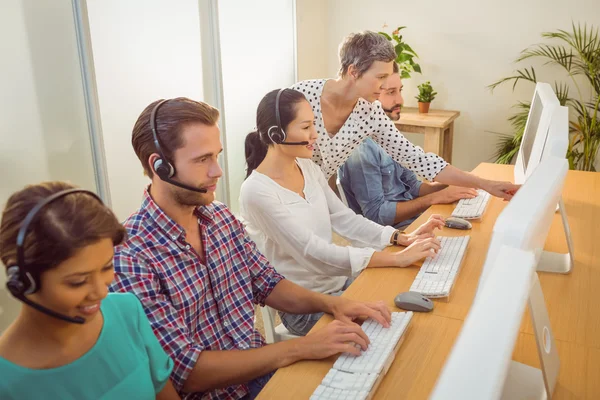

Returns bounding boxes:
[23,271,37,295]
[6,266,25,296]
[267,126,284,144]
[154,158,175,179]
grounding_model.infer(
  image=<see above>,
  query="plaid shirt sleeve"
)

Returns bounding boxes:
[237,219,284,306]
[111,249,203,392]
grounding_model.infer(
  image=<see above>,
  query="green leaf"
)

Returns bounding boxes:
[378,32,392,40]
[397,53,413,63]
[400,70,411,79]
[402,44,419,58]
[412,63,422,73]
[488,67,537,92]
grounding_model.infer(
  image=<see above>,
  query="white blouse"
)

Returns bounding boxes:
[291,79,448,180]
[239,158,396,294]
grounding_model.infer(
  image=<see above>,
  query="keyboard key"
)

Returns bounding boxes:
[409,236,470,298]
[451,190,490,219]
[314,313,413,399]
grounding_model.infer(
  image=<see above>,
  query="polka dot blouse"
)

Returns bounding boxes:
[291,79,448,181]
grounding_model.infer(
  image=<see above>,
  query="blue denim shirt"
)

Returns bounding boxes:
[339,138,423,229]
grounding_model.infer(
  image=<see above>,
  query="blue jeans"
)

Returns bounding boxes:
[278,277,354,336]
[244,371,274,399]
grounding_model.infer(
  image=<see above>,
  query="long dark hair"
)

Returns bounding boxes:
[245,88,307,178]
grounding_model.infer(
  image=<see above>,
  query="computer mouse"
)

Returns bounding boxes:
[394,291,434,313]
[445,217,472,230]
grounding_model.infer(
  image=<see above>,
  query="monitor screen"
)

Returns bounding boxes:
[521,92,543,169]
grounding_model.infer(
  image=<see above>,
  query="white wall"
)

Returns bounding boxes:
[0,0,100,332]
[87,0,204,221]
[296,0,329,80]
[218,0,297,213]
[0,0,49,332]
[297,0,600,171]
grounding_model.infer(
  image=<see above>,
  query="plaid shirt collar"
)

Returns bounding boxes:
[142,186,216,240]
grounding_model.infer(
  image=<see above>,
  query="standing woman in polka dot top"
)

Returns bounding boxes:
[291,31,519,199]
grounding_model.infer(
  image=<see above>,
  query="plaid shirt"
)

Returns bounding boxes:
[110,189,284,400]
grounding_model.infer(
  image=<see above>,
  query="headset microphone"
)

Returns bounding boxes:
[6,278,85,324]
[279,140,310,146]
[265,89,312,147]
[150,99,208,194]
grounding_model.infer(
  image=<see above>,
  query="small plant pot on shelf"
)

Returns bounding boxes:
[418,102,430,113]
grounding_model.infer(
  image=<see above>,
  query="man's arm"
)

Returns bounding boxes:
[265,279,391,325]
[183,319,371,393]
[418,182,447,196]
[390,195,437,226]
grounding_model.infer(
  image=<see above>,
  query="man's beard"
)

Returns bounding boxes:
[382,104,402,121]
[171,184,212,207]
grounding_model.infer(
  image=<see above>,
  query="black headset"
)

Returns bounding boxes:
[150,99,208,193]
[265,89,309,146]
[6,189,103,324]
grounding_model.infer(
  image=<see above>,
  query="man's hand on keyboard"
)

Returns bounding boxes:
[400,215,445,246]
[299,320,370,358]
[432,186,479,204]
[396,237,441,267]
[481,179,521,200]
[329,298,391,328]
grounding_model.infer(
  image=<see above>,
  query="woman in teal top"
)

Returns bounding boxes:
[0,181,179,399]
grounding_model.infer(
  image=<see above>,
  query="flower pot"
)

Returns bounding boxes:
[418,102,431,113]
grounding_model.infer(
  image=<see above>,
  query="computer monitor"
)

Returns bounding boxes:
[482,155,569,286]
[514,82,560,185]
[431,156,567,400]
[430,246,539,400]
[541,105,569,163]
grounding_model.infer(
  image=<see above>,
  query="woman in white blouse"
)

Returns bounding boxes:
[240,88,444,336]
[291,31,520,199]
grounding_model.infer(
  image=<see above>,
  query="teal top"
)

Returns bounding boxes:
[0,292,174,400]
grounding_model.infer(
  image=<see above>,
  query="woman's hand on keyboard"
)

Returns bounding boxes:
[400,215,445,246]
[396,237,441,267]
[298,320,370,359]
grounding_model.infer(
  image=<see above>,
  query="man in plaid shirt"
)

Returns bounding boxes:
[110,98,391,400]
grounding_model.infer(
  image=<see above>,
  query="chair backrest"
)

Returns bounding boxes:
[260,305,278,344]
[336,172,349,207]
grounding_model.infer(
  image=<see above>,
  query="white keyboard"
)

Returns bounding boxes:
[451,189,491,219]
[410,236,470,298]
[310,312,413,400]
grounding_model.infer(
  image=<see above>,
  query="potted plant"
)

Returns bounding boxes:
[489,22,600,171]
[416,81,437,113]
[379,26,421,79]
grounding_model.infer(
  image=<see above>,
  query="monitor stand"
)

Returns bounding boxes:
[537,197,574,274]
[501,273,560,399]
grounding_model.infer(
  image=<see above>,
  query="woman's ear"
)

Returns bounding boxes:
[347,64,359,80]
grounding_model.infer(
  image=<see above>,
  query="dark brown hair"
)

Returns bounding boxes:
[0,182,126,280]
[132,97,220,178]
[244,88,307,177]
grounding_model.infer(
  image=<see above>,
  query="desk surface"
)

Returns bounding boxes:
[395,107,460,129]
[257,163,600,400]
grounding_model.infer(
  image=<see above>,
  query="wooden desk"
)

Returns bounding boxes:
[258,163,600,400]
[394,107,460,163]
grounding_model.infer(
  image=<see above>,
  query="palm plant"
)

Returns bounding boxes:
[489,22,600,171]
